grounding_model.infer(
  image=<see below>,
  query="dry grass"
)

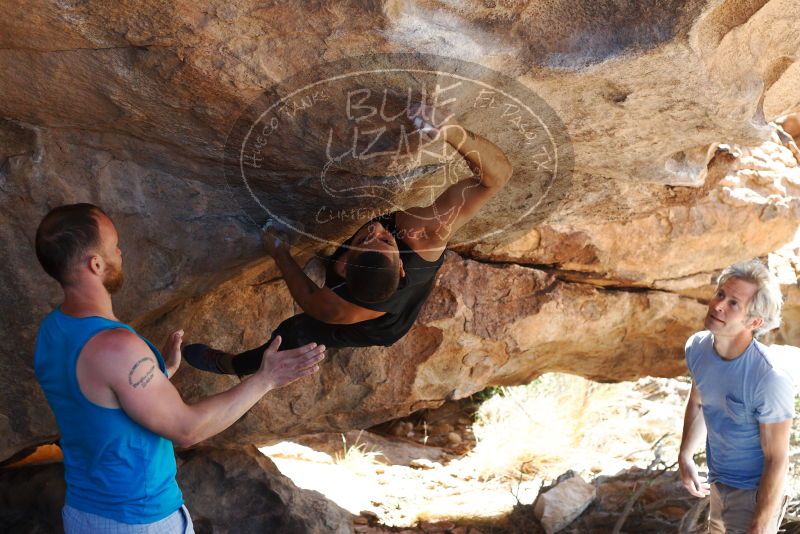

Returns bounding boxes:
[262,373,800,528]
[464,374,689,483]
[332,431,383,475]
[262,374,696,527]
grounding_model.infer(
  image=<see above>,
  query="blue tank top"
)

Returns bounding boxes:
[34,308,183,524]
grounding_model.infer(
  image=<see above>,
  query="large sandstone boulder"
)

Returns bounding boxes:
[0,0,799,460]
[461,139,800,286]
[144,253,706,448]
[178,446,353,533]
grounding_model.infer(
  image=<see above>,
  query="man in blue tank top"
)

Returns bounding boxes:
[33,204,325,533]
[184,103,514,376]
[678,260,794,534]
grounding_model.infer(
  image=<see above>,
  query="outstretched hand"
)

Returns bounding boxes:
[407,102,460,143]
[257,336,325,390]
[162,329,184,378]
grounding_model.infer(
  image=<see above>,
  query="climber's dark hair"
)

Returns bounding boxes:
[346,251,401,303]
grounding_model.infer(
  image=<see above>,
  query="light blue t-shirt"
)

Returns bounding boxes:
[685,331,795,489]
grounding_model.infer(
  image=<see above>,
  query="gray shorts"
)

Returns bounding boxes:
[62,504,194,534]
[709,482,788,534]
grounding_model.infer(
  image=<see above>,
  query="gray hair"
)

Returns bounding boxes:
[716,259,783,336]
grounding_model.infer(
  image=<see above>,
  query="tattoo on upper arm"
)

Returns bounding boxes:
[128,357,156,389]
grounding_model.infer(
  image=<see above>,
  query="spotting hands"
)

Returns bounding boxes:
[257,335,325,390]
[162,329,184,377]
[678,455,711,498]
[407,102,464,145]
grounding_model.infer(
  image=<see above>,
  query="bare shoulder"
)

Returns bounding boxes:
[394,210,446,261]
[83,328,148,359]
[76,328,161,407]
[395,209,436,236]
[81,329,156,380]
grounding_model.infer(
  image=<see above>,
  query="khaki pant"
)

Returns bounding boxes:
[708,482,788,534]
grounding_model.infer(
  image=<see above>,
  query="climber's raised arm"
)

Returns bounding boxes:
[400,104,513,250]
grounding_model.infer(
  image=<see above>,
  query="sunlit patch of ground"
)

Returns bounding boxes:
[260,374,800,530]
[466,374,689,482]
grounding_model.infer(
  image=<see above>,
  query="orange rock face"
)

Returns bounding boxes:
[1,0,799,461]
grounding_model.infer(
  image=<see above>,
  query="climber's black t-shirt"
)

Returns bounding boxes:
[321,212,445,345]
[231,212,446,374]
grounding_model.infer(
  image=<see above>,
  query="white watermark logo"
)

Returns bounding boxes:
[224,54,572,252]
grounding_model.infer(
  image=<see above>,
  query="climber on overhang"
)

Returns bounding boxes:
[183,103,513,376]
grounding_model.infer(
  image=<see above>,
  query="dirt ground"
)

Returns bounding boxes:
[262,374,800,532]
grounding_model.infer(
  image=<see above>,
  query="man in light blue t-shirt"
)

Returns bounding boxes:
[679,260,795,534]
